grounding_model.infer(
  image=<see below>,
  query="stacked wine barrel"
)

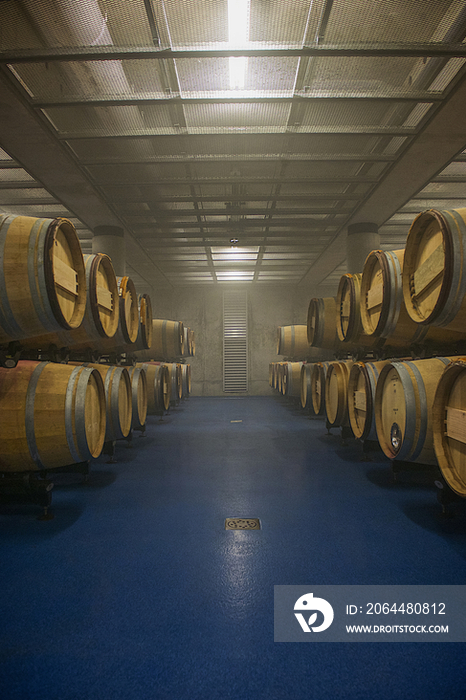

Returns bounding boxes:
[272,207,466,503]
[0,214,194,492]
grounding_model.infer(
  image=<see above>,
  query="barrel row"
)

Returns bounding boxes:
[134,321,196,362]
[272,355,466,499]
[0,213,197,365]
[0,359,192,473]
[306,207,466,357]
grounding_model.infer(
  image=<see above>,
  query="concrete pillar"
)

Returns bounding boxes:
[346,222,380,274]
[92,225,126,276]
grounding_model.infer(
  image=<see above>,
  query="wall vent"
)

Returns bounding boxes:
[223,290,248,393]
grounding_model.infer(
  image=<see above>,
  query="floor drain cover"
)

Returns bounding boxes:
[225,518,261,530]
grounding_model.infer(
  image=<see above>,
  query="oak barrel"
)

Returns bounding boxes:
[311,361,332,416]
[0,360,106,471]
[361,248,460,349]
[347,360,389,441]
[136,320,185,361]
[133,293,153,352]
[325,360,354,429]
[181,363,191,398]
[375,356,452,464]
[81,363,132,441]
[0,215,86,345]
[137,362,170,415]
[162,362,182,405]
[21,252,120,352]
[402,209,466,336]
[283,361,303,397]
[300,363,314,411]
[189,329,196,357]
[277,325,310,358]
[307,297,338,350]
[432,358,466,496]
[128,365,148,431]
[336,273,374,348]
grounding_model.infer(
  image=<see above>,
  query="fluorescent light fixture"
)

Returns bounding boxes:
[228,0,249,89]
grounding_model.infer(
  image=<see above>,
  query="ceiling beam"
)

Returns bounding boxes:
[3,43,466,63]
[96,176,379,186]
[57,125,417,139]
[81,153,397,165]
[33,91,442,109]
[113,193,362,204]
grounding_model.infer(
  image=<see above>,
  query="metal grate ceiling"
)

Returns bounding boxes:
[0,1,466,292]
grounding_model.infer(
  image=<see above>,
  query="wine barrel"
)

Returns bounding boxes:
[403,209,466,337]
[277,325,310,358]
[93,276,139,354]
[325,360,354,429]
[311,361,332,416]
[300,363,314,411]
[432,358,466,496]
[162,362,182,405]
[128,365,147,431]
[189,329,196,357]
[181,363,191,398]
[283,361,303,397]
[0,215,86,345]
[307,297,338,350]
[137,362,170,415]
[182,327,194,357]
[0,360,106,471]
[276,362,285,392]
[336,273,375,349]
[347,360,390,441]
[133,293,153,352]
[361,248,460,349]
[375,356,453,464]
[136,320,185,361]
[80,363,132,441]
[21,252,120,352]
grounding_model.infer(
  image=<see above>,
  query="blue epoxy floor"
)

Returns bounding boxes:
[1,396,466,700]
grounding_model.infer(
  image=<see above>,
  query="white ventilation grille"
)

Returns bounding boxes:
[223,290,248,393]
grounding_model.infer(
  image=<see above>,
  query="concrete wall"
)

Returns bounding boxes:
[151,284,321,397]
